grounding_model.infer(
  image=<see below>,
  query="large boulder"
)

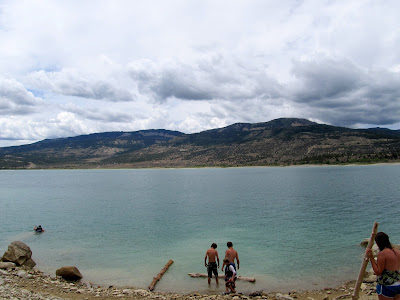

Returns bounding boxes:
[56,266,83,281]
[1,241,36,268]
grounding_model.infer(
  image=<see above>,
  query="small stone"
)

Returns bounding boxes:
[276,293,294,300]
[17,270,28,278]
[0,262,16,269]
[249,291,263,297]
[0,269,8,275]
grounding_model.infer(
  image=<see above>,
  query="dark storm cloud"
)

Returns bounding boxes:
[128,55,400,129]
[291,58,363,106]
[290,58,400,127]
[128,58,282,102]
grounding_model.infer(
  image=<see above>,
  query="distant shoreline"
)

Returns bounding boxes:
[2,160,400,171]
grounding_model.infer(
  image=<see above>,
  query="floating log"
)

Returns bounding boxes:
[352,221,378,300]
[148,259,174,291]
[188,273,256,282]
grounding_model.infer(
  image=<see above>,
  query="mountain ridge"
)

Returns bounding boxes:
[1,118,399,169]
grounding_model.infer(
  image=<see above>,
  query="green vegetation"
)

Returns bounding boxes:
[1,118,400,169]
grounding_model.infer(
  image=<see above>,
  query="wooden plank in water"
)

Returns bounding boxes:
[352,222,378,300]
[148,259,174,291]
[188,272,256,282]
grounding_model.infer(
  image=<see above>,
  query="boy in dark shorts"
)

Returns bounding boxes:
[205,243,220,285]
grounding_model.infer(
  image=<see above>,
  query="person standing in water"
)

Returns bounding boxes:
[205,243,220,285]
[366,232,400,300]
[225,241,239,270]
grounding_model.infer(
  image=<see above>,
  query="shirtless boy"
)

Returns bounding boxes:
[205,243,220,284]
[225,241,240,270]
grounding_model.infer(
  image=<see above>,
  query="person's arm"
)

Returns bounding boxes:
[366,248,385,275]
[236,253,240,270]
[216,251,220,268]
[205,252,208,267]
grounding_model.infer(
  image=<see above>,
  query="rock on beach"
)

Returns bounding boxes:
[56,266,83,281]
[0,261,16,269]
[0,239,383,299]
[0,263,378,300]
[1,241,36,268]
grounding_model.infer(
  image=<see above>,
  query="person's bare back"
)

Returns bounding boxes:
[206,248,218,263]
[225,242,239,269]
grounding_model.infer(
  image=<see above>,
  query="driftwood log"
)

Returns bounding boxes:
[188,273,256,282]
[352,221,378,300]
[148,259,174,291]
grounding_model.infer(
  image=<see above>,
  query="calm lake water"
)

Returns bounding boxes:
[1,165,400,294]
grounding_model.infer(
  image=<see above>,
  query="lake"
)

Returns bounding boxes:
[1,165,400,294]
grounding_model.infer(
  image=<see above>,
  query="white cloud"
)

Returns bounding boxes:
[27,69,135,102]
[0,77,44,115]
[0,0,400,146]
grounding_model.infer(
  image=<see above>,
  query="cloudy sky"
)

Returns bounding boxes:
[1,0,400,147]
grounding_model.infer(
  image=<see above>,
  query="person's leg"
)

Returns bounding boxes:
[213,267,219,284]
[377,285,396,300]
[393,285,400,300]
[379,295,394,300]
[225,279,231,293]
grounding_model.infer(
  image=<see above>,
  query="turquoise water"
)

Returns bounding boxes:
[1,165,400,294]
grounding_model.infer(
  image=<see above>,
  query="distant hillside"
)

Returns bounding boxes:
[1,118,400,169]
[0,129,183,169]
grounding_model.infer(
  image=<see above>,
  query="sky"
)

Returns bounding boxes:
[1,0,400,147]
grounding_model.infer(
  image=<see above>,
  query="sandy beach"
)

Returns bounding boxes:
[0,264,379,300]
